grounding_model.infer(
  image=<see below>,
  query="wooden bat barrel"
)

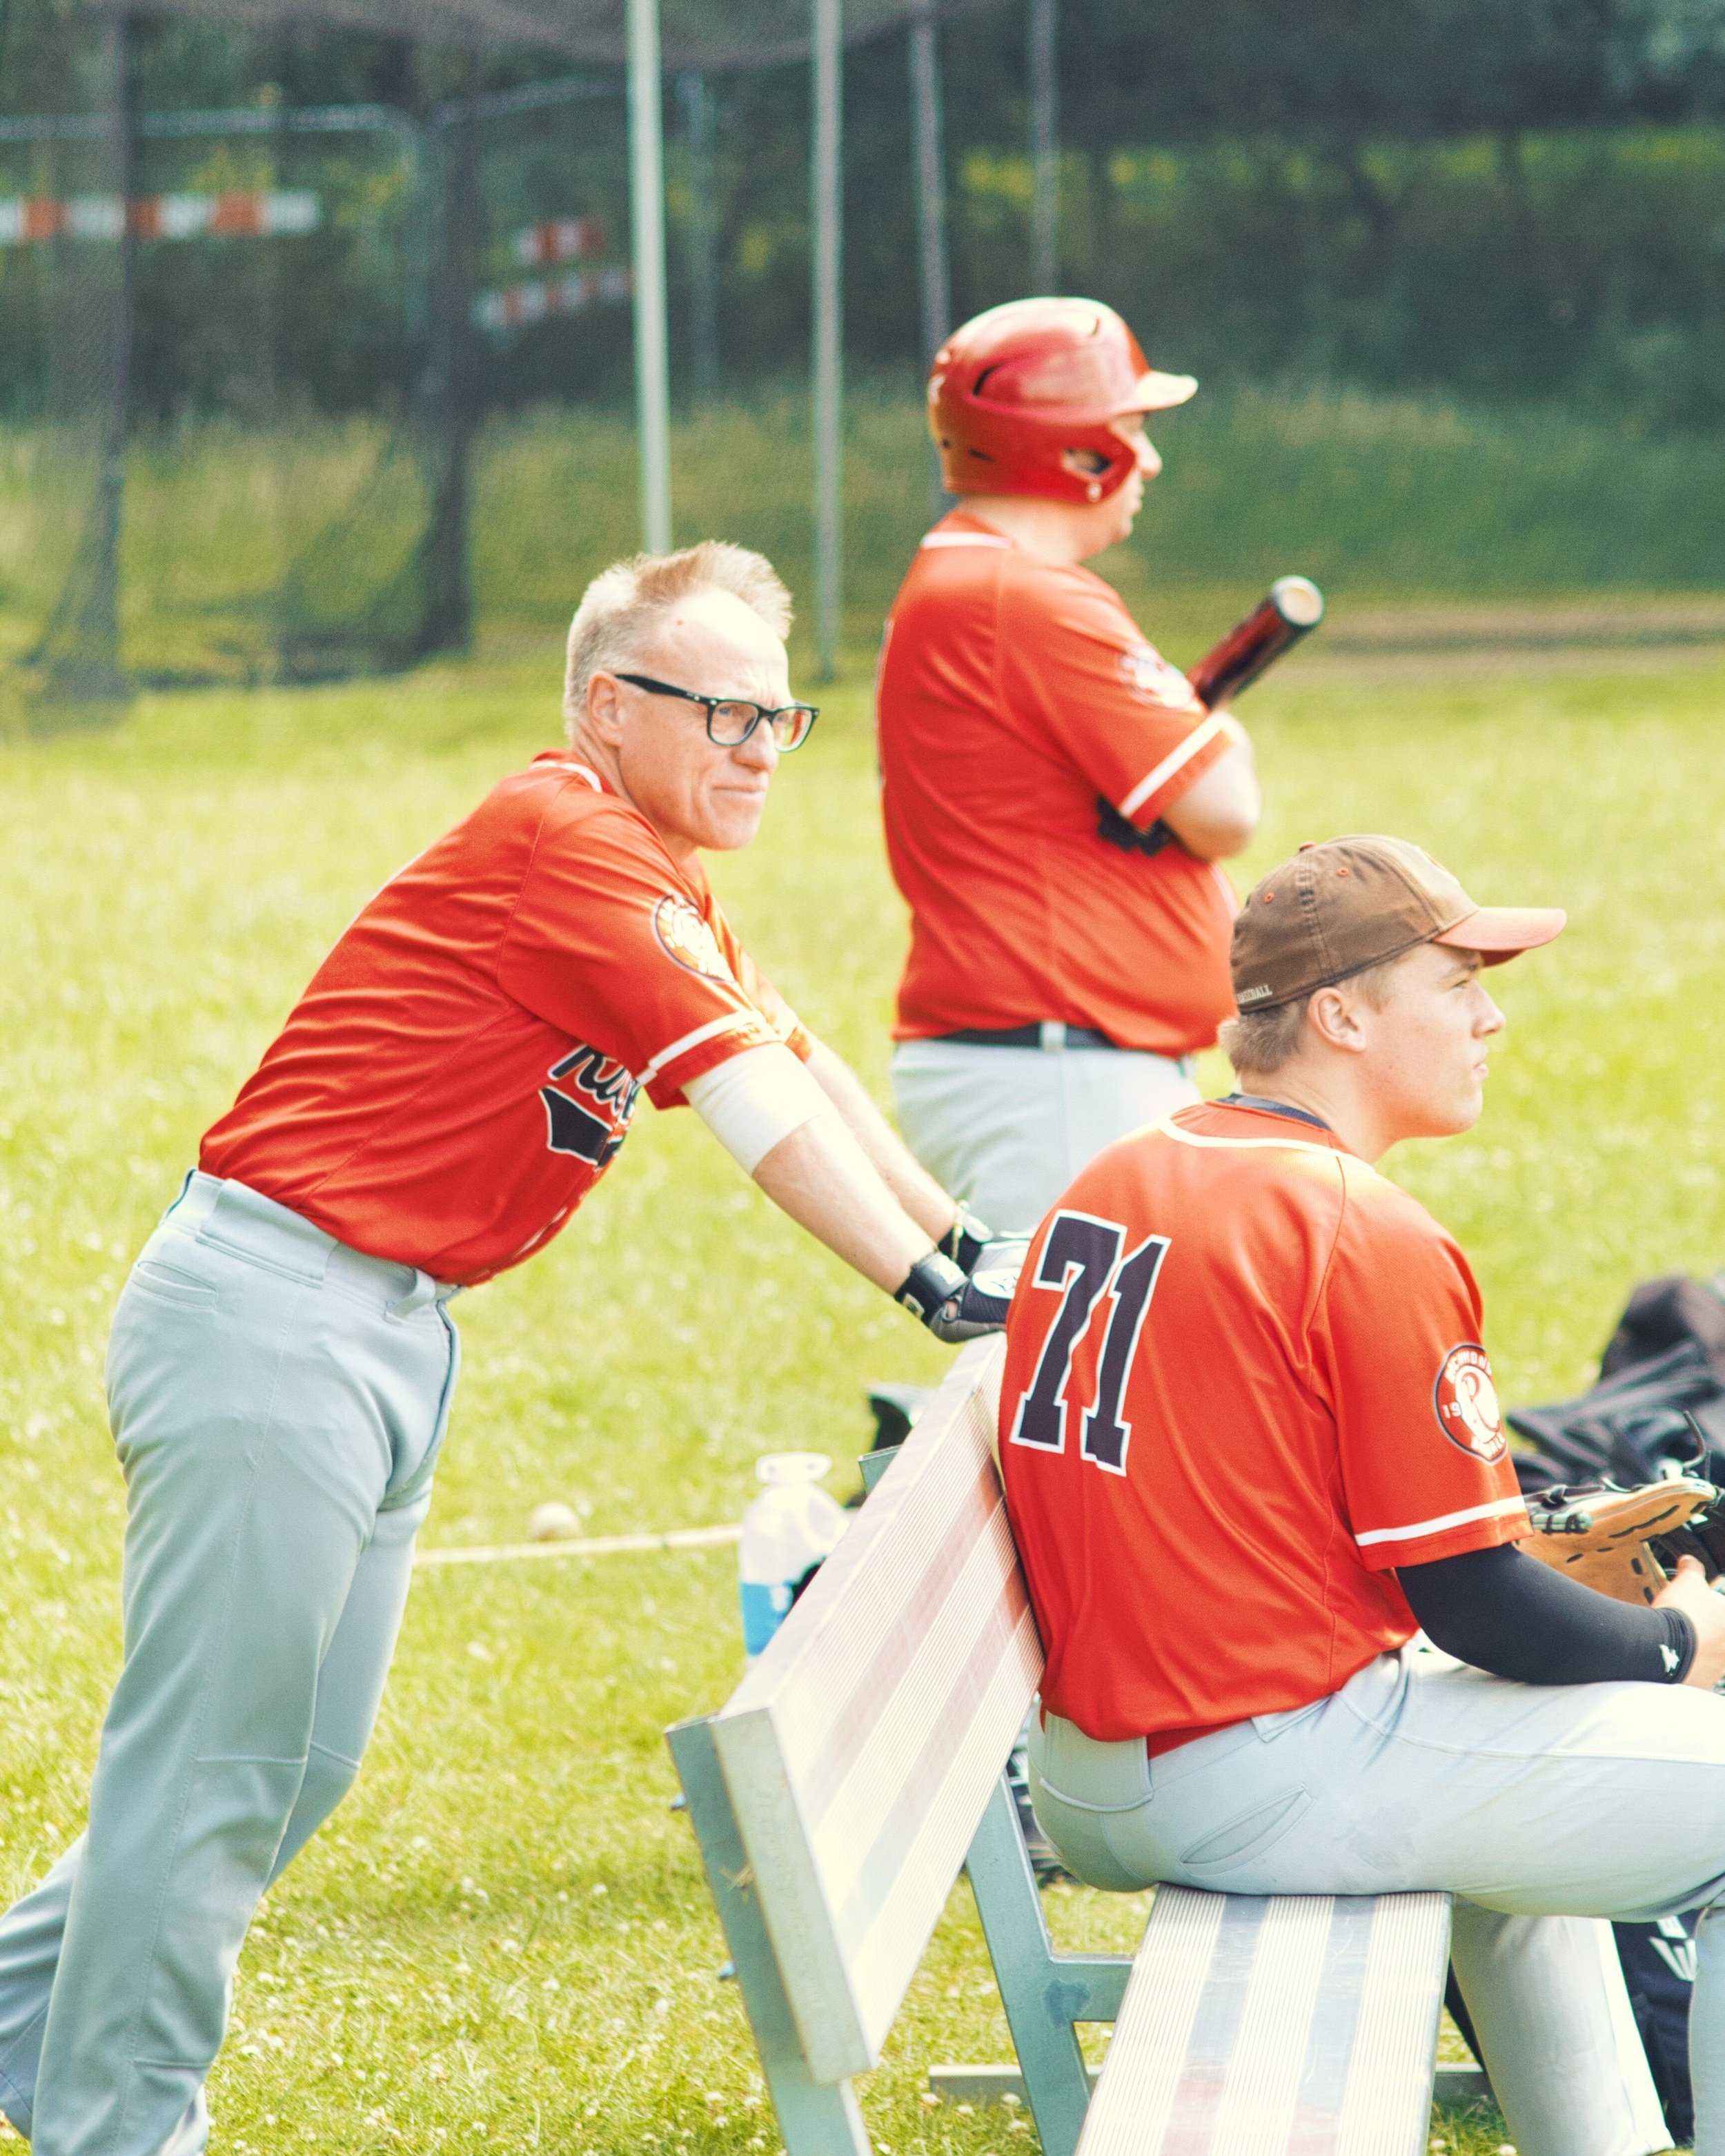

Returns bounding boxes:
[1187,575,1324,709]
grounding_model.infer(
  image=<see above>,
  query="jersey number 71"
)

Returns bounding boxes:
[1007,1211,1169,1475]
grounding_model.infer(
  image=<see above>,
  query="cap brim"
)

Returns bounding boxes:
[1435,905,1566,964]
[1130,369,1199,413]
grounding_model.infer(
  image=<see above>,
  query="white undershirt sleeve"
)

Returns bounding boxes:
[682,1042,834,1175]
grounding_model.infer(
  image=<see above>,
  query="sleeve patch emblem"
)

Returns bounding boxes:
[1118,643,1197,706]
[1432,1343,1506,1463]
[652,894,733,981]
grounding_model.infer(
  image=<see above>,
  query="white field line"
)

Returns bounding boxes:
[413,1522,742,1569]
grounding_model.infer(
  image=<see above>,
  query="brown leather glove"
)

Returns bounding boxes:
[1522,1475,1722,1605]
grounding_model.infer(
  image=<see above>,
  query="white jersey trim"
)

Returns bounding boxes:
[1153,1113,1359,1162]
[1118,710,1228,820]
[637,1010,757,1087]
[1355,1495,1528,1549]
[919,530,1012,549]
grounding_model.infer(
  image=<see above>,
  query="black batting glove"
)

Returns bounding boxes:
[1096,796,1178,858]
[938,1204,1032,1285]
[938,1202,996,1275]
[896,1250,1023,1343]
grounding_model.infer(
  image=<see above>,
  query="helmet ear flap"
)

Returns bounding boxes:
[927,297,1183,506]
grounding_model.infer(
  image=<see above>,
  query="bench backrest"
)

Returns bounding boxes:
[710,1335,1039,2084]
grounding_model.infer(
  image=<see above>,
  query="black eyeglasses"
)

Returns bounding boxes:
[615,672,818,752]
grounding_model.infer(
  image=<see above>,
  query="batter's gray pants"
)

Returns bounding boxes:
[889,1035,1199,1235]
[1027,1645,1725,2156]
[0,1173,460,2156]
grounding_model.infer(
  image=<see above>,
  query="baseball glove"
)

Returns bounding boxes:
[1521,1474,1725,1606]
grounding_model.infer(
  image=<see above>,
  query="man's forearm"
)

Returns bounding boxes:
[751,1110,935,1293]
[803,1039,958,1244]
[1157,732,1261,861]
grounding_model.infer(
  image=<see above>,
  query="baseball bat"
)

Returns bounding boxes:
[1186,575,1325,709]
[1096,576,1325,859]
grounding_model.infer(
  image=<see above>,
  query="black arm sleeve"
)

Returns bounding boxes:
[1397,1542,1695,1686]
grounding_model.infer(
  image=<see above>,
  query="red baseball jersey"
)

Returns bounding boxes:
[200,753,809,1284]
[876,509,1236,1055]
[998,1097,1528,1745]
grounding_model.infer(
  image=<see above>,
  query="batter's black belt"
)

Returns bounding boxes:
[938,1022,1121,1050]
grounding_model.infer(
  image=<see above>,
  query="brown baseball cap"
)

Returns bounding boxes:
[1232,836,1566,1011]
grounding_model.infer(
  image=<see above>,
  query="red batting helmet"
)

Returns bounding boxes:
[927,297,1197,504]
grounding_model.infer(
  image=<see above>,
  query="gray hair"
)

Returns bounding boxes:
[562,540,793,737]
[1219,952,1407,1079]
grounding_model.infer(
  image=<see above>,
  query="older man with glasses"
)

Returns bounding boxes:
[0,541,1006,2156]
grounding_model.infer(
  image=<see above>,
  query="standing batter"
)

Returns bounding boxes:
[878,297,1263,1233]
[0,542,1005,2156]
[1002,835,1725,2156]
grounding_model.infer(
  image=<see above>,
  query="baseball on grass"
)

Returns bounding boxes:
[529,1501,582,1541]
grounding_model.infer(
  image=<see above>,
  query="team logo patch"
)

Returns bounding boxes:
[1118,643,1197,707]
[1432,1343,1506,1464]
[540,1044,639,1170]
[652,894,732,981]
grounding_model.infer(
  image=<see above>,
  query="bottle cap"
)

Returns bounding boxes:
[756,1451,831,1486]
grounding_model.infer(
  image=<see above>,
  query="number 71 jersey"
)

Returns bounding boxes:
[996,1097,1528,1746]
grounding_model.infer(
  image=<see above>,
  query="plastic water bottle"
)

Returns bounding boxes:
[738,1452,847,1660]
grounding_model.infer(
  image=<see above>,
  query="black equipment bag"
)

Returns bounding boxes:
[1508,1273,1725,1491]
[1615,1916,1700,2146]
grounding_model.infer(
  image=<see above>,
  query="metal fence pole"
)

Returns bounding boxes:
[811,0,842,678]
[676,72,719,404]
[909,0,949,362]
[628,0,672,553]
[908,0,949,511]
[32,6,135,709]
[419,57,480,657]
[1028,0,1058,293]
[88,6,136,692]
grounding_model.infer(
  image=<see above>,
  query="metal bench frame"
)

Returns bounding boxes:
[668,1721,1129,2156]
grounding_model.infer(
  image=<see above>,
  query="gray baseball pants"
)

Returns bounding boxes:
[1028,1645,1725,2156]
[0,1173,459,2155]
[889,1035,1199,1235]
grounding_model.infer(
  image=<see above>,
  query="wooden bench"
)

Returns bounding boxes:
[667,1338,1453,2156]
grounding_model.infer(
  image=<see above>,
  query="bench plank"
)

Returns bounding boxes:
[711,1338,1039,2082]
[1076,1889,1450,2156]
[1334,1894,1454,2155]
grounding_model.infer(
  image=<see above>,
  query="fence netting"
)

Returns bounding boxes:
[0,1,985,717]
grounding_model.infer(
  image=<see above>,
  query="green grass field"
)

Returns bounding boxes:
[3,627,1724,2154]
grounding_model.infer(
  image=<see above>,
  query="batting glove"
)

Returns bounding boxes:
[938,1202,997,1274]
[896,1250,1023,1343]
[938,1203,1031,1284]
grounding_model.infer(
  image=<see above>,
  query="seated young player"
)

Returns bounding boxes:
[999,835,1725,2156]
